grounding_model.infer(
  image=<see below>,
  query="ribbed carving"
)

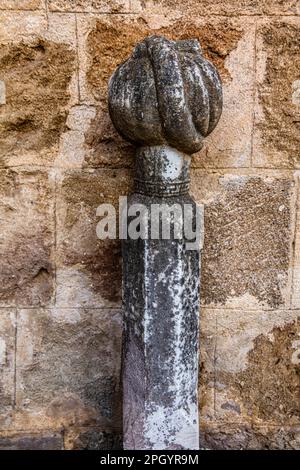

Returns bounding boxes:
[108,35,222,155]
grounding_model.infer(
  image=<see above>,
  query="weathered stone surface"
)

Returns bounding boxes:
[202,308,300,427]
[108,31,220,448]
[191,173,294,308]
[200,306,300,449]
[0,1,42,9]
[0,309,15,413]
[198,308,216,424]
[82,16,250,168]
[134,0,300,16]
[196,21,255,169]
[84,108,134,168]
[56,169,132,307]
[200,423,300,450]
[0,169,54,306]
[0,12,46,42]
[109,36,222,154]
[254,20,300,168]
[86,18,241,103]
[48,0,129,12]
[65,428,122,450]
[45,12,77,48]
[0,0,298,452]
[55,105,97,168]
[122,191,200,449]
[16,308,122,429]
[0,39,75,167]
[230,321,300,425]
[0,432,63,450]
[292,174,300,308]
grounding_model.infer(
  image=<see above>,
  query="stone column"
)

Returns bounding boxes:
[108,36,222,450]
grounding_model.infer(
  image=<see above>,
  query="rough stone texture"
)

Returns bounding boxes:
[65,428,122,450]
[292,174,300,308]
[0,310,15,414]
[0,1,42,9]
[0,0,299,451]
[191,173,294,309]
[0,11,47,46]
[56,169,132,307]
[84,107,135,168]
[86,18,241,102]
[0,432,63,450]
[214,309,300,424]
[83,16,251,169]
[198,308,216,425]
[133,0,300,16]
[16,308,122,430]
[0,169,54,306]
[254,20,300,168]
[48,0,129,12]
[199,307,300,449]
[0,39,75,167]
[56,104,98,168]
[232,321,300,424]
[200,423,300,450]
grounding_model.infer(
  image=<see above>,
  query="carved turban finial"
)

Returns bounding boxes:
[108,35,222,155]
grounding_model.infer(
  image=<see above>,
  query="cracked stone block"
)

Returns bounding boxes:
[0,309,15,416]
[77,15,254,168]
[191,173,294,309]
[211,308,300,426]
[0,432,63,450]
[0,169,54,307]
[16,308,122,429]
[56,169,132,308]
[253,19,300,168]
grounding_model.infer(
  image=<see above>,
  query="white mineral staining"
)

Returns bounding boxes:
[0,81,6,105]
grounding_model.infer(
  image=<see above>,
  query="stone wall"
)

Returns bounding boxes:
[0,0,299,450]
